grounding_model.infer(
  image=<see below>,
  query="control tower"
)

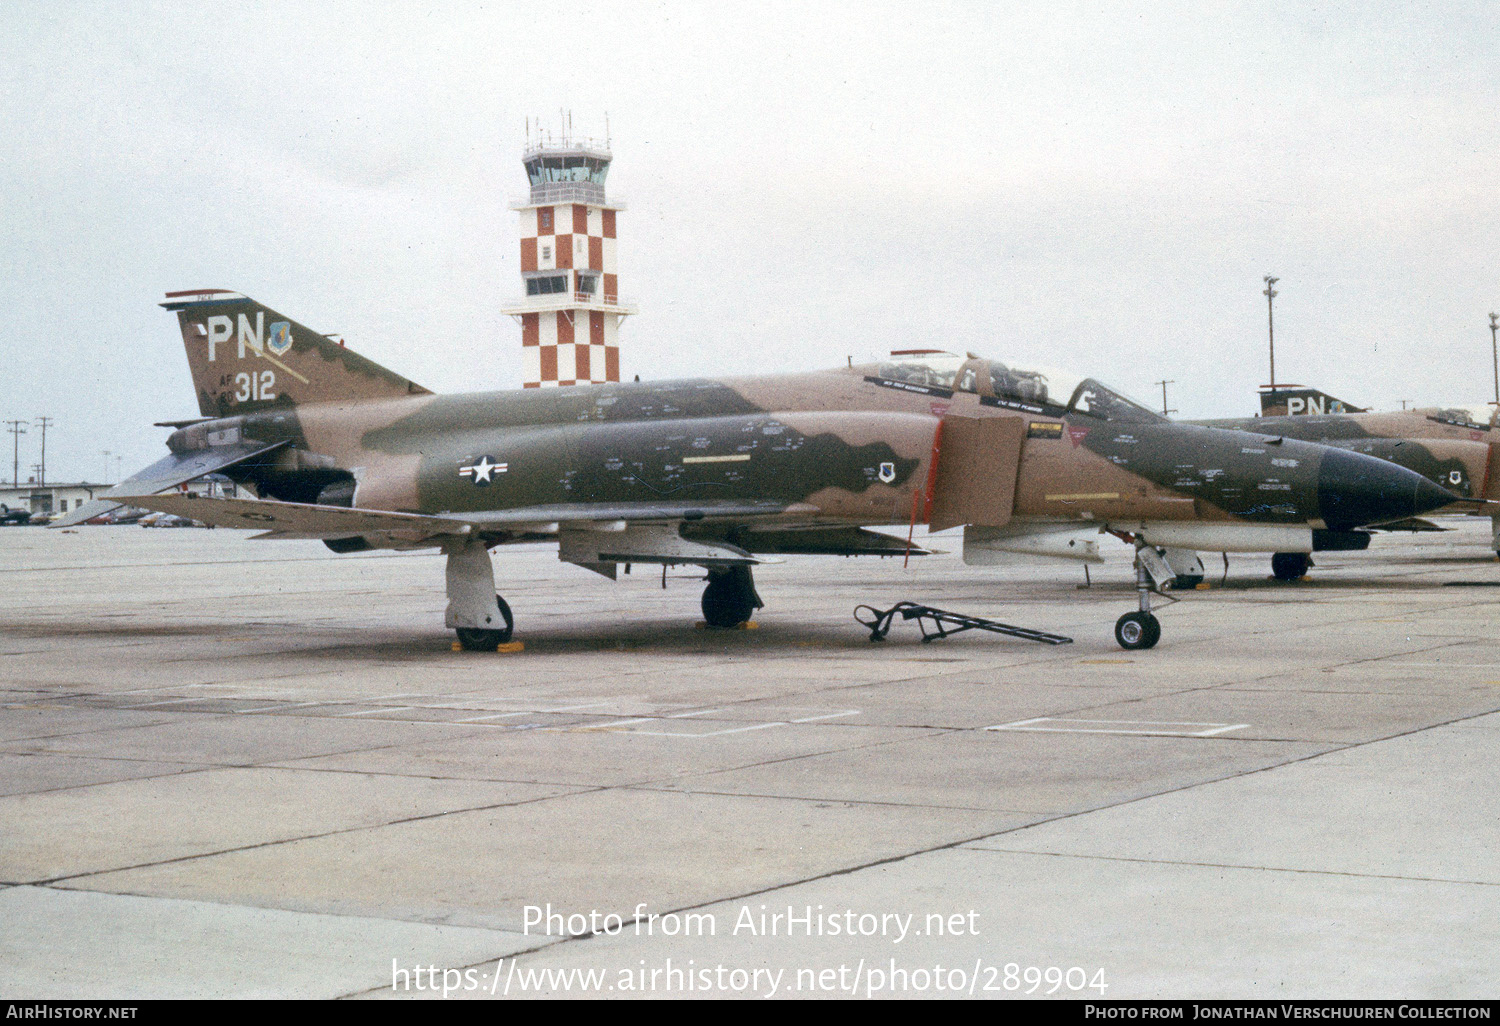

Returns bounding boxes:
[501,121,635,387]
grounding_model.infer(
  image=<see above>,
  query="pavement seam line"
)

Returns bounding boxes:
[956,848,1500,888]
[26,786,612,888]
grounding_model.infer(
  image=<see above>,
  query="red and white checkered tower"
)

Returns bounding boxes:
[502,121,635,387]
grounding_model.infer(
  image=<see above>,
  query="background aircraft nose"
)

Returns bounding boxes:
[1317,446,1461,531]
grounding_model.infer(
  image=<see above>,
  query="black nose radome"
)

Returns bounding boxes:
[1317,447,1461,531]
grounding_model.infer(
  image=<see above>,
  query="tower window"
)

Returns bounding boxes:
[526,275,569,296]
[576,274,597,294]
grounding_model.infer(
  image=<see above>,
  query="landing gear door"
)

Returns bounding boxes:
[928,415,1026,532]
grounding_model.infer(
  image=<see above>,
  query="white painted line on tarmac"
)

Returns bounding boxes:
[790,710,860,723]
[630,711,860,737]
[678,722,787,737]
[986,717,1249,737]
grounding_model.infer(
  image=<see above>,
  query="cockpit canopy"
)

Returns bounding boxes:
[871,351,1164,424]
[1421,405,1499,430]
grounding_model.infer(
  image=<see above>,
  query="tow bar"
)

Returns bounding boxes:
[854,601,1073,645]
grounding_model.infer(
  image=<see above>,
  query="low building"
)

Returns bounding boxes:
[0,482,109,517]
[0,476,242,517]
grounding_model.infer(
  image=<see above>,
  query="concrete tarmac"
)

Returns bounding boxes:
[2,521,1498,999]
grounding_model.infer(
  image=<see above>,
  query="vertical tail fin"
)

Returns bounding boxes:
[161,290,430,417]
[1258,385,1367,417]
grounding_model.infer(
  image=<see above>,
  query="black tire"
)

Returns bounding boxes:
[1115,611,1161,650]
[702,574,757,628]
[454,595,514,651]
[1271,552,1311,581]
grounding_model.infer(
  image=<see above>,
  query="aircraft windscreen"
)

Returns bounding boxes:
[1066,379,1167,423]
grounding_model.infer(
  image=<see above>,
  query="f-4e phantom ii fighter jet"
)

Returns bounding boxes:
[55,291,1460,650]
[1199,385,1500,578]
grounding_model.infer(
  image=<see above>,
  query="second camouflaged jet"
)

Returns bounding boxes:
[1201,384,1500,578]
[56,291,1460,649]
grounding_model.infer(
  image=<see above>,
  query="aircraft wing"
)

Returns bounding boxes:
[106,493,817,545]
[49,441,290,528]
[119,492,473,541]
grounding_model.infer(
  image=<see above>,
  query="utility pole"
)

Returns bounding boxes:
[4,420,25,486]
[1155,379,1177,416]
[101,450,111,484]
[1263,275,1279,389]
[1490,312,1498,408]
[33,416,51,487]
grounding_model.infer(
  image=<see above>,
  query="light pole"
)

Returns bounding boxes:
[1263,275,1279,389]
[1490,312,1498,408]
[101,450,111,484]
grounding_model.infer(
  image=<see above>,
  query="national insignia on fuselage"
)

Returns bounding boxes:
[458,456,507,486]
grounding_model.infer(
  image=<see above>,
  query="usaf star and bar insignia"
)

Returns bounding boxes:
[459,456,508,486]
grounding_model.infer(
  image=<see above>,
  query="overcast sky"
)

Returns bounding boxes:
[2,1,1497,483]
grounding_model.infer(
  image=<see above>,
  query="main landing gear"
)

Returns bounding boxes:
[1271,552,1312,581]
[455,597,514,651]
[1115,542,1162,650]
[445,539,515,651]
[701,565,763,628]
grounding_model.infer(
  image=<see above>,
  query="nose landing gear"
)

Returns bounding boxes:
[1114,542,1163,650]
